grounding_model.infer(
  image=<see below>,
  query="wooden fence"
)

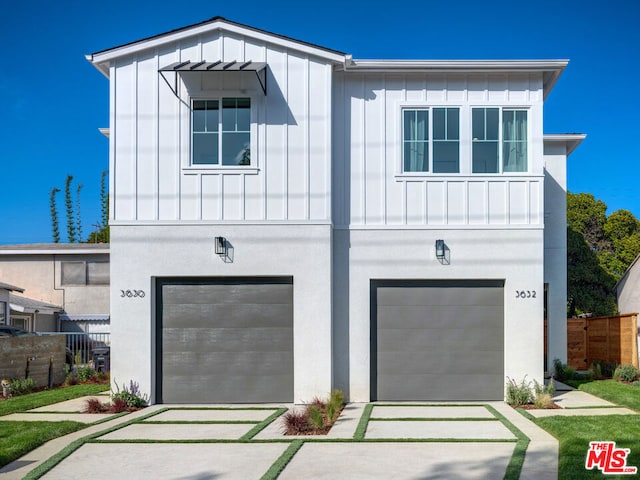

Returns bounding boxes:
[567,313,639,370]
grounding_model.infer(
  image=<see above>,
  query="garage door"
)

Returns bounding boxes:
[372,280,504,401]
[157,278,293,403]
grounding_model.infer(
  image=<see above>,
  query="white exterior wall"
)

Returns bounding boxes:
[110,224,332,403]
[332,73,545,227]
[544,143,569,367]
[335,228,544,402]
[109,31,333,224]
[618,269,640,315]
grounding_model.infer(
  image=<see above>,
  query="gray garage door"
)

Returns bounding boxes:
[157,278,293,403]
[372,280,504,401]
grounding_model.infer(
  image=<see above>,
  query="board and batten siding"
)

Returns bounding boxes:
[332,72,545,227]
[109,31,333,223]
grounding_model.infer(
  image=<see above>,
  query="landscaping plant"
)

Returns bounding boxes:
[8,377,36,396]
[613,364,639,383]
[111,380,148,409]
[281,389,345,435]
[552,358,577,383]
[505,377,533,407]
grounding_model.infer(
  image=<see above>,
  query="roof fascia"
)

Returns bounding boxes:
[340,59,568,99]
[543,134,586,157]
[87,19,346,68]
[0,248,110,256]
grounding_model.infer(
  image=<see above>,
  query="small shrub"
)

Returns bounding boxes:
[111,380,148,409]
[590,360,618,379]
[307,405,324,430]
[308,397,326,409]
[77,366,97,383]
[534,392,554,409]
[64,373,79,386]
[9,377,35,396]
[109,397,130,413]
[553,358,577,382]
[632,380,640,387]
[282,410,311,435]
[505,377,533,406]
[84,398,108,413]
[613,364,639,383]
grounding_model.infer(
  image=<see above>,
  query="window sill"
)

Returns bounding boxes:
[182,166,260,175]
[394,172,532,180]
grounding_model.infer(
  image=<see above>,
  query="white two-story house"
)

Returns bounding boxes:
[87,17,583,404]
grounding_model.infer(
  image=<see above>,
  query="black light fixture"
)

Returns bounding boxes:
[435,239,445,260]
[215,236,227,256]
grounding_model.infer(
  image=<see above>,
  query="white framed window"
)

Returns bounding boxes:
[192,97,251,166]
[472,107,528,173]
[403,107,460,173]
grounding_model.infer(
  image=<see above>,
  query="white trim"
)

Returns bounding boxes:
[0,248,109,255]
[543,134,586,157]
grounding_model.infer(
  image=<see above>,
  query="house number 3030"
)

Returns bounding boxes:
[515,290,536,299]
[120,289,145,298]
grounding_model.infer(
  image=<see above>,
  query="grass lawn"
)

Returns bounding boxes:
[534,415,640,479]
[0,383,109,468]
[533,380,640,479]
[0,384,108,416]
[0,421,86,468]
[575,380,640,412]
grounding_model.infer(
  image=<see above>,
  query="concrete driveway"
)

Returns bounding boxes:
[0,399,558,479]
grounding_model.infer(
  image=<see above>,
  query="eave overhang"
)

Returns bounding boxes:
[339,59,569,100]
[543,134,586,157]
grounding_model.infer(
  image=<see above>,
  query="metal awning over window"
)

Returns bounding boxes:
[159,60,268,100]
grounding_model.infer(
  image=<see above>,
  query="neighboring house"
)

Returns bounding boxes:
[616,253,640,315]
[0,244,110,334]
[86,17,583,404]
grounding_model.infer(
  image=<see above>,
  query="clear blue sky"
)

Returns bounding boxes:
[1,0,638,244]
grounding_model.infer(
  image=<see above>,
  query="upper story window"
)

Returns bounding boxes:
[192,97,251,166]
[61,262,110,286]
[472,108,528,173]
[403,107,460,173]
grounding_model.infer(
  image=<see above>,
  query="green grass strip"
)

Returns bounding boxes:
[483,405,530,480]
[261,439,303,480]
[353,403,373,440]
[141,420,258,425]
[369,417,498,422]
[22,407,170,480]
[563,405,621,410]
[240,408,287,441]
[0,384,109,417]
[168,406,281,411]
[374,403,486,407]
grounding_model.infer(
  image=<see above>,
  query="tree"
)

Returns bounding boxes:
[567,192,640,317]
[49,188,61,243]
[86,170,109,243]
[76,183,84,242]
[64,175,76,243]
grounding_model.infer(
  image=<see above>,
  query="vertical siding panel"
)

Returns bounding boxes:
[309,60,329,221]
[244,173,263,220]
[427,182,445,225]
[508,74,529,103]
[181,174,199,219]
[509,181,528,224]
[265,46,286,220]
[222,175,242,219]
[468,182,487,225]
[446,77,466,103]
[332,73,346,226]
[406,182,425,225]
[178,41,199,219]
[447,181,466,224]
[158,48,179,220]
[114,59,136,220]
[530,181,541,225]
[488,75,508,102]
[488,182,507,224]
[136,54,157,220]
[286,52,307,220]
[364,76,385,224]
[426,75,445,103]
[385,78,404,225]
[201,174,221,220]
[467,76,487,103]
[348,77,365,225]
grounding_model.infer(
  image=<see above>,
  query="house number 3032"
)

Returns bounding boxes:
[120,289,145,298]
[515,290,536,299]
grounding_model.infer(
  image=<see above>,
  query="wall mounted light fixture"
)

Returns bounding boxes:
[435,239,445,260]
[215,236,227,256]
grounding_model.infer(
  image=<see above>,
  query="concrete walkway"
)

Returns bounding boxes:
[1,396,560,480]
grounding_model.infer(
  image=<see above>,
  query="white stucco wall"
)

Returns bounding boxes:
[543,143,569,367]
[110,223,332,403]
[335,227,544,402]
